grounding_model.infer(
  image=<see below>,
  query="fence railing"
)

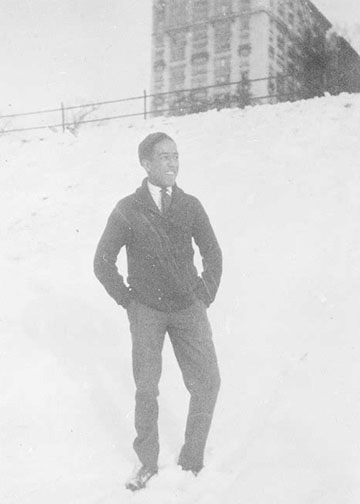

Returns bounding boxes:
[0,75,299,135]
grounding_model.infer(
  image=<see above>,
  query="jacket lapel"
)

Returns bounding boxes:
[134,178,160,214]
[168,184,185,215]
[134,178,187,219]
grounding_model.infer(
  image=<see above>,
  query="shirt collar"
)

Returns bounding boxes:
[147,180,172,196]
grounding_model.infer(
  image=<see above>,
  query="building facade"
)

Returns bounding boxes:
[150,0,360,114]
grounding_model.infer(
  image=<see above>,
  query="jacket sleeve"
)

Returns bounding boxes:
[93,204,132,308]
[192,199,222,307]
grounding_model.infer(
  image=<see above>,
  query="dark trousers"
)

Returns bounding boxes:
[127,299,221,472]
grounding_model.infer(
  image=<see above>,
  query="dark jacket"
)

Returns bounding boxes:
[94,178,222,312]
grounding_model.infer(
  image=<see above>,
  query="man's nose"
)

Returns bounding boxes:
[168,157,178,168]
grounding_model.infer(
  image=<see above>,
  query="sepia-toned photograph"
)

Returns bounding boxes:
[1,1,360,502]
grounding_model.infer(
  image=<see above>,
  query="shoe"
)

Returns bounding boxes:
[125,465,158,491]
[179,464,202,476]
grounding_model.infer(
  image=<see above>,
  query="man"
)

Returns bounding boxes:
[94,132,222,491]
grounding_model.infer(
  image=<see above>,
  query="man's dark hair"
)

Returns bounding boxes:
[138,132,174,164]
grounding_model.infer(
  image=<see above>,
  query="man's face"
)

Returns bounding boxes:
[143,139,179,187]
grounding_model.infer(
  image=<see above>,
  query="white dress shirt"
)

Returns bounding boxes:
[147,181,172,211]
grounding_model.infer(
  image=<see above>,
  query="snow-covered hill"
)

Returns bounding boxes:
[1,93,360,504]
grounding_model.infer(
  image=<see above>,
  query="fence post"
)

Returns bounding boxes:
[143,90,147,120]
[61,102,65,133]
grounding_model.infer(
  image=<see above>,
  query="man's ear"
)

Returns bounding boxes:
[141,158,151,174]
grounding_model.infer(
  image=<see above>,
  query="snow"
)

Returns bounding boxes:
[1,93,360,503]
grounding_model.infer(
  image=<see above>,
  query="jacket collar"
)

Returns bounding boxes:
[134,178,183,213]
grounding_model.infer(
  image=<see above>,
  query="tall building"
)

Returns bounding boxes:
[150,0,360,114]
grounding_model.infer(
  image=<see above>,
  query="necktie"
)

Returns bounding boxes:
[161,187,171,214]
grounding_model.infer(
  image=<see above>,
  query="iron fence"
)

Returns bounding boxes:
[0,75,300,135]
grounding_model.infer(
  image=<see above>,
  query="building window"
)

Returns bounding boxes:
[192,24,208,52]
[170,31,187,61]
[288,62,296,75]
[276,58,285,70]
[268,78,276,94]
[240,59,250,70]
[215,55,231,68]
[214,55,231,84]
[240,14,250,41]
[214,0,233,17]
[154,73,164,93]
[277,36,285,51]
[193,0,209,22]
[277,22,287,35]
[241,70,249,79]
[154,35,164,48]
[269,45,275,59]
[189,88,208,111]
[192,64,207,76]
[192,53,208,65]
[277,51,285,62]
[276,73,285,96]
[153,0,166,30]
[155,48,164,60]
[152,95,165,110]
[154,59,166,72]
[240,30,250,41]
[240,16,250,31]
[215,76,230,85]
[170,65,186,91]
[238,43,251,57]
[297,8,304,23]
[192,74,208,89]
[169,0,189,26]
[239,0,251,10]
[192,51,208,91]
[154,84,163,94]
[192,53,208,84]
[192,65,207,81]
[214,20,232,53]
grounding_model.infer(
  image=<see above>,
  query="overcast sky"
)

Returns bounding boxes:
[1,0,359,113]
